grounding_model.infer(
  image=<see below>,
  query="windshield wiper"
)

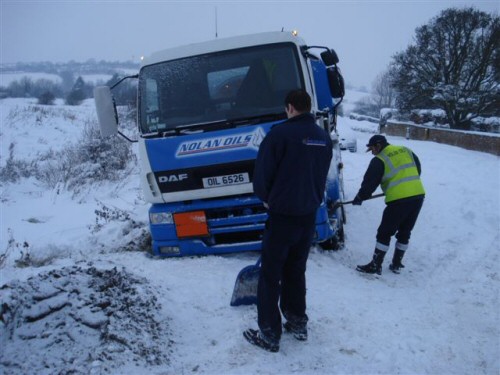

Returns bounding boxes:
[142,128,184,139]
[230,112,287,125]
[142,112,287,137]
[175,112,287,132]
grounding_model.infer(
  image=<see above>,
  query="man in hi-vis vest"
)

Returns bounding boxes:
[352,135,425,275]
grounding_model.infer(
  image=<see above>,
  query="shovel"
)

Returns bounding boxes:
[331,193,385,211]
[230,257,261,306]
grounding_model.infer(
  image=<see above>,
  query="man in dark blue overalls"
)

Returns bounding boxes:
[243,89,333,352]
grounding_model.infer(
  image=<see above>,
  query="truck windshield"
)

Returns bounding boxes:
[139,43,303,135]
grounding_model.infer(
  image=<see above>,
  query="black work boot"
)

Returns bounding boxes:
[389,249,406,274]
[283,321,308,341]
[243,329,279,352]
[356,249,386,275]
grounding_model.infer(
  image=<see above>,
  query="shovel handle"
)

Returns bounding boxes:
[332,193,384,211]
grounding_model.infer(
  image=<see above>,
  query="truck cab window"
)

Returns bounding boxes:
[144,79,162,131]
[139,43,303,135]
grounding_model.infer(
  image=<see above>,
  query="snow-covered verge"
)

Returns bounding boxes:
[1,264,171,374]
[1,96,499,374]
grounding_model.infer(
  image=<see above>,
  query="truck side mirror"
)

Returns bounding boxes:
[327,66,345,99]
[94,86,118,138]
[320,49,339,66]
[318,49,344,99]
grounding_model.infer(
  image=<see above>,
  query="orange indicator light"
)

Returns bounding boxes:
[174,211,209,238]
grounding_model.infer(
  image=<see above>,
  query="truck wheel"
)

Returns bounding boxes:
[319,224,345,251]
[340,205,347,225]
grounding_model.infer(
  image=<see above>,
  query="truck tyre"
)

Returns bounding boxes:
[319,222,344,251]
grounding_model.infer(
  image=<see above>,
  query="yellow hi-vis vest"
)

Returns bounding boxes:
[376,145,425,203]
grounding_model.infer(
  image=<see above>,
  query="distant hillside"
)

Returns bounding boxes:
[0,60,139,102]
[0,60,140,76]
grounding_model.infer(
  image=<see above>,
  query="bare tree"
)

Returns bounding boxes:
[390,7,499,130]
[7,77,33,97]
[372,70,396,110]
[37,91,56,105]
[59,70,75,94]
[352,70,396,118]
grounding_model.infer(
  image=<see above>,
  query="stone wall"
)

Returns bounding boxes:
[379,122,500,156]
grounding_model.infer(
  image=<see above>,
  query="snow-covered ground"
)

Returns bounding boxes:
[1,94,499,374]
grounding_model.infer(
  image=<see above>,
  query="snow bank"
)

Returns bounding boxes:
[0,263,171,374]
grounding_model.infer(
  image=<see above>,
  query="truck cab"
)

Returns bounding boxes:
[94,31,345,256]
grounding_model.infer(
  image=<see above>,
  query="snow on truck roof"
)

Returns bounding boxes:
[142,31,306,67]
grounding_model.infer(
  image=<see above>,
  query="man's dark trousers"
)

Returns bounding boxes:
[376,197,424,247]
[257,211,316,343]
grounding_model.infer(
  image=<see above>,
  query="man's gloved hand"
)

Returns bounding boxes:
[352,195,363,206]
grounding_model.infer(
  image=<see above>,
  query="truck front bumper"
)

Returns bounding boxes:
[149,197,335,257]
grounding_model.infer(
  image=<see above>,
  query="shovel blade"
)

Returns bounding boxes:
[230,264,260,306]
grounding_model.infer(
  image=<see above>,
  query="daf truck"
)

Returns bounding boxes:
[94,30,346,257]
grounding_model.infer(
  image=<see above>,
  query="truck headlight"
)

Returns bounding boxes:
[150,212,173,224]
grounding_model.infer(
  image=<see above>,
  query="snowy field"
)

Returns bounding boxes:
[0,94,499,375]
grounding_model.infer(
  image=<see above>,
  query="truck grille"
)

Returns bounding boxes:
[204,204,267,245]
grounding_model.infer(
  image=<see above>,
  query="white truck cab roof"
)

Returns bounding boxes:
[142,31,306,67]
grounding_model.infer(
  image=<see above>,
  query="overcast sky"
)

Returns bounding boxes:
[1,0,498,88]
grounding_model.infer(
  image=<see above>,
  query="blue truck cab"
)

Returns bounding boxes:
[94,31,346,257]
